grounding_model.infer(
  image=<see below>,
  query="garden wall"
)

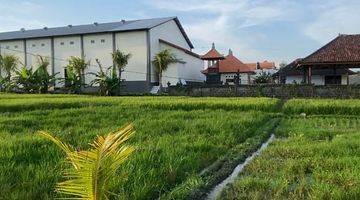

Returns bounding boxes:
[168,84,360,98]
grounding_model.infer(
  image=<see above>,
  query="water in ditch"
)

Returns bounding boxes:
[206,134,276,200]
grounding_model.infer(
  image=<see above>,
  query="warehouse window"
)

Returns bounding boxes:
[41,43,45,47]
[14,45,18,49]
[70,41,74,45]
[101,39,105,43]
[91,40,95,44]
[32,44,36,47]
[60,42,64,45]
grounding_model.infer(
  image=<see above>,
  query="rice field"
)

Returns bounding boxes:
[283,98,360,115]
[2,95,359,199]
[219,99,360,200]
[0,94,278,199]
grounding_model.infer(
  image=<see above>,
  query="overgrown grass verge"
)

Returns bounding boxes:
[218,116,360,199]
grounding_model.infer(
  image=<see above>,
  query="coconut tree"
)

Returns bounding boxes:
[152,49,180,89]
[112,50,131,80]
[0,55,19,91]
[67,56,89,83]
[39,124,135,200]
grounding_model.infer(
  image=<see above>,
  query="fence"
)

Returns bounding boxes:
[168,84,360,98]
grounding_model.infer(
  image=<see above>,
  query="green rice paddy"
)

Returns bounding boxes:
[1,94,359,199]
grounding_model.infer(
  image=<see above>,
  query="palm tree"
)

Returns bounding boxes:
[152,49,180,89]
[65,57,89,93]
[0,55,19,91]
[0,54,18,79]
[39,124,135,200]
[112,50,131,80]
[67,56,89,83]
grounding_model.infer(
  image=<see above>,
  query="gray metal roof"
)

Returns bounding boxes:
[0,17,194,48]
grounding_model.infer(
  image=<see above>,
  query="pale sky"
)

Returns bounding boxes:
[1,0,360,64]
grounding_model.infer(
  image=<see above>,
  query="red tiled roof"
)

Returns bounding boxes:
[202,49,275,74]
[245,61,276,70]
[218,54,253,73]
[301,34,360,66]
[201,43,225,60]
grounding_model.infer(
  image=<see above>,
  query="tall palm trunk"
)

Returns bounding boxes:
[158,69,162,90]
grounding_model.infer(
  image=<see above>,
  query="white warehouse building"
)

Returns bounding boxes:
[0,17,205,93]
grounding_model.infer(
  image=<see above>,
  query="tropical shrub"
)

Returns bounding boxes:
[253,71,273,84]
[0,54,19,91]
[39,124,135,199]
[90,59,122,96]
[14,56,57,93]
[63,57,89,93]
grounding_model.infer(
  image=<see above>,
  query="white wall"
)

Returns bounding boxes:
[311,75,324,85]
[159,42,204,86]
[83,34,113,84]
[220,73,252,85]
[149,20,191,83]
[285,76,303,84]
[26,38,52,73]
[341,75,348,85]
[53,36,82,86]
[0,40,26,76]
[285,75,325,85]
[115,31,147,81]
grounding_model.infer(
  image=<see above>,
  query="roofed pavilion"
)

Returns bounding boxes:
[298,34,360,84]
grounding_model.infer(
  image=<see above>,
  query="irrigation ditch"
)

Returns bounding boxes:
[206,134,276,200]
[179,99,287,200]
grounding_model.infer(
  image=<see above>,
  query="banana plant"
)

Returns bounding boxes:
[39,124,135,199]
[89,59,121,96]
[14,56,58,93]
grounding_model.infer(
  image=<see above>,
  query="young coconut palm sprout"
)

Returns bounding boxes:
[39,124,135,200]
[152,49,181,90]
[90,59,121,96]
[112,50,131,81]
[0,54,19,91]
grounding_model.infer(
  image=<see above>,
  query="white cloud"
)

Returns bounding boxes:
[0,15,44,32]
[150,0,300,61]
[0,1,45,32]
[304,0,360,44]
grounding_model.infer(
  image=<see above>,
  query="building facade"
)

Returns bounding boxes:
[201,44,276,85]
[0,17,205,93]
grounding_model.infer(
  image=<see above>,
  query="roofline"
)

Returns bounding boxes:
[0,17,195,49]
[301,35,340,64]
[148,17,194,49]
[299,61,360,67]
[159,39,200,58]
[0,29,149,42]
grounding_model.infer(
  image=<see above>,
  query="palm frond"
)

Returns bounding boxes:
[39,124,135,200]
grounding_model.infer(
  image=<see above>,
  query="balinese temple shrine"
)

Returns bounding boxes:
[201,43,276,85]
